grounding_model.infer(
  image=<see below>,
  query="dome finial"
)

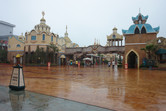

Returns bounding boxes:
[139,8,141,14]
[66,25,68,33]
[42,11,45,18]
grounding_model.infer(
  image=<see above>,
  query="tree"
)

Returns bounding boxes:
[141,44,158,60]
[48,43,59,64]
[0,40,7,63]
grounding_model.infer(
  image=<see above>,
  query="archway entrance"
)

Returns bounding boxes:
[127,51,138,68]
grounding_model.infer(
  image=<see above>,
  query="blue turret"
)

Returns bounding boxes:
[122,13,159,35]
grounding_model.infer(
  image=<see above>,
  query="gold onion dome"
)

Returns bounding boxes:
[113,27,117,30]
[34,11,51,33]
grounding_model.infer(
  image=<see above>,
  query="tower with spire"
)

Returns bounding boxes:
[122,12,160,69]
[64,25,68,37]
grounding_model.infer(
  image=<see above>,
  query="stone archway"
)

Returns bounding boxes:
[125,49,139,68]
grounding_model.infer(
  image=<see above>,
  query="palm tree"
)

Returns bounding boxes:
[48,43,59,64]
[141,44,158,60]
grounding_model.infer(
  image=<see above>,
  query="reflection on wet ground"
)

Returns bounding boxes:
[0,86,112,111]
[0,64,166,111]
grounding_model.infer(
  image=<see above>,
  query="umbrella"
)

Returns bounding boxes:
[83,57,92,61]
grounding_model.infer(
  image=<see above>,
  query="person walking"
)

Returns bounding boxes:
[108,61,111,67]
[112,60,115,69]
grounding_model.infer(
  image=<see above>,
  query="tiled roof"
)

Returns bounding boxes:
[9,36,24,44]
[132,14,148,21]
[122,24,159,34]
[122,13,159,35]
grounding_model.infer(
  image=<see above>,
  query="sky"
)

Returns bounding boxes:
[1,0,166,47]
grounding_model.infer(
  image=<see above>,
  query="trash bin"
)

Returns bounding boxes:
[125,64,128,69]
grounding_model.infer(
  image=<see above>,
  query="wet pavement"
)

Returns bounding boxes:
[0,86,112,111]
[0,64,166,111]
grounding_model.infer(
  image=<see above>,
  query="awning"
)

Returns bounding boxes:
[156,49,166,54]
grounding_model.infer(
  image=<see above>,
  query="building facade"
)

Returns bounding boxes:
[122,13,159,68]
[0,20,15,40]
[7,12,79,65]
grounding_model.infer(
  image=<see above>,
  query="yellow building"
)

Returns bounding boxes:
[8,35,25,64]
[8,12,79,65]
[105,27,123,62]
[107,27,123,46]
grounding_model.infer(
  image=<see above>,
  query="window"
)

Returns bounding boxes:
[113,35,116,38]
[141,27,146,34]
[26,35,28,41]
[42,34,45,40]
[31,36,36,40]
[17,44,21,47]
[51,36,53,41]
[134,27,140,34]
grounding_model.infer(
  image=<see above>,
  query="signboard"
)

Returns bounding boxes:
[19,68,24,86]
[10,68,19,86]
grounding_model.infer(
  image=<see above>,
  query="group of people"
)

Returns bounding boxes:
[108,60,115,68]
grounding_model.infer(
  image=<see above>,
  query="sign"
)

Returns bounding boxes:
[9,65,25,91]
[10,68,19,86]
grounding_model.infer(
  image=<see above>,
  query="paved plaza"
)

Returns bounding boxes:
[0,64,166,111]
[0,86,112,111]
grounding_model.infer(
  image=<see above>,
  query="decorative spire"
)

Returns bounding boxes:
[139,8,141,14]
[40,11,46,24]
[94,38,96,45]
[64,25,68,37]
[42,11,45,18]
[66,25,68,34]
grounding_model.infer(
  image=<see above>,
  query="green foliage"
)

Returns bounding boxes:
[48,43,59,54]
[27,44,58,65]
[141,44,158,59]
[48,43,59,64]
[0,47,7,63]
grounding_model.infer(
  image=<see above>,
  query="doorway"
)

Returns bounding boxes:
[127,51,138,68]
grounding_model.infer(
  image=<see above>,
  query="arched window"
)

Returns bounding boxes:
[26,35,28,41]
[42,34,45,40]
[141,27,146,34]
[134,27,140,34]
[113,35,116,38]
[51,36,53,41]
[31,36,36,40]
[17,44,21,47]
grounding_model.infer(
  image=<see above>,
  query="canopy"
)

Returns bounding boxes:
[156,49,166,54]
[83,57,92,61]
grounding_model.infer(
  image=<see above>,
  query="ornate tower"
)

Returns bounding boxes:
[107,27,123,46]
[122,13,159,68]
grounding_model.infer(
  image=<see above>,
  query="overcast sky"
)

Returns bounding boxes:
[1,0,166,46]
